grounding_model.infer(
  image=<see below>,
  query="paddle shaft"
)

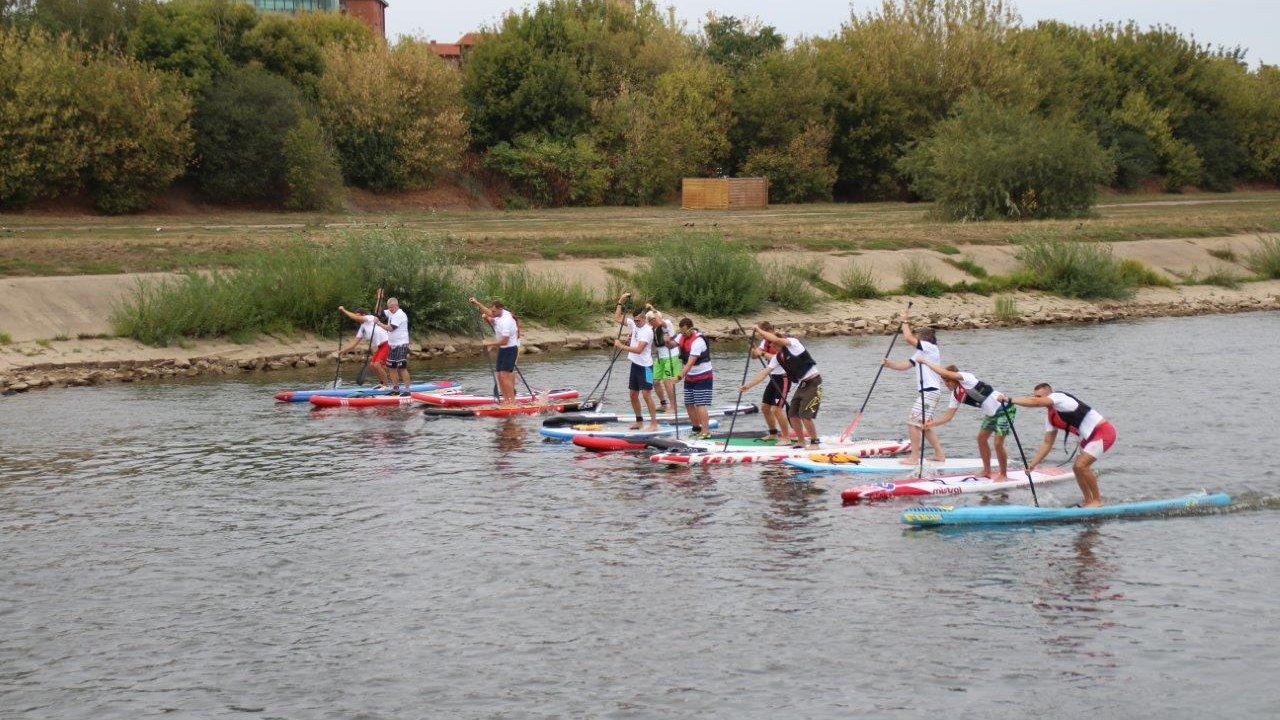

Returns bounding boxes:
[355,288,384,386]
[587,299,632,403]
[734,317,789,435]
[722,328,757,452]
[1001,402,1039,507]
[330,324,343,388]
[840,301,913,441]
[916,359,926,479]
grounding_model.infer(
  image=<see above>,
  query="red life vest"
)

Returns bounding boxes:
[678,331,711,364]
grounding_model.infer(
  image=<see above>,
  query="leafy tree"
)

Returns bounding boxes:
[485,134,610,207]
[729,45,829,171]
[282,116,343,211]
[193,66,304,203]
[291,10,377,50]
[741,122,838,203]
[899,94,1114,220]
[10,0,148,49]
[241,12,323,91]
[127,0,258,94]
[702,14,783,74]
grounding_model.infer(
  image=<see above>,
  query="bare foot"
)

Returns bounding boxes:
[898,456,920,466]
[991,475,1009,483]
[628,422,642,430]
[644,423,660,431]
[1082,500,1103,508]
[979,469,994,478]
[930,455,946,462]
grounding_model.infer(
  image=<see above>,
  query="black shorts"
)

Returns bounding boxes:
[628,362,654,391]
[788,375,822,419]
[496,346,517,372]
[762,374,789,407]
[386,344,410,369]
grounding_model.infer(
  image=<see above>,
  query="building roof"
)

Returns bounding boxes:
[457,32,480,46]
[429,41,463,59]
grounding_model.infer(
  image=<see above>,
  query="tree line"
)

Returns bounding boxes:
[2,0,1278,219]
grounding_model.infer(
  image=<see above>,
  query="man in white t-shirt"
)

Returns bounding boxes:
[749,321,792,441]
[644,304,679,413]
[338,305,391,389]
[470,297,521,404]
[882,308,945,465]
[375,297,411,395]
[920,359,1014,481]
[612,293,658,430]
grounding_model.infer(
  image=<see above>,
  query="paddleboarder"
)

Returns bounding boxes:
[375,297,411,396]
[337,306,391,389]
[674,317,714,438]
[749,321,790,441]
[612,294,659,431]
[644,304,679,414]
[470,297,520,405]
[881,309,945,465]
[740,325,821,448]
[919,359,1014,481]
[1002,384,1117,508]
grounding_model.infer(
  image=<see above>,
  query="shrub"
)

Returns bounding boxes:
[899,258,948,297]
[240,13,324,91]
[111,232,472,346]
[836,264,881,300]
[1015,240,1136,299]
[762,261,820,311]
[994,295,1019,322]
[943,257,987,278]
[1189,265,1245,289]
[634,233,765,316]
[1117,259,1173,288]
[899,94,1114,220]
[126,0,256,95]
[485,133,611,207]
[282,117,344,211]
[740,123,838,203]
[194,66,305,203]
[317,39,468,191]
[1246,236,1280,279]
[471,265,599,329]
[80,55,193,214]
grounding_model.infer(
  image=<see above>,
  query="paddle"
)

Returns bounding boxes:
[1000,401,1040,507]
[585,296,632,405]
[355,288,384,386]
[722,326,757,452]
[734,316,789,439]
[840,300,913,442]
[916,355,926,479]
[478,312,500,403]
[330,322,344,389]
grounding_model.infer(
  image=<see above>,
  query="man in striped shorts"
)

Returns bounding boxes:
[882,308,946,465]
[674,317,714,438]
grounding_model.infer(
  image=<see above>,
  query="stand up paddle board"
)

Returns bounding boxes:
[842,466,1072,503]
[275,380,457,402]
[784,456,987,475]
[542,404,757,427]
[650,438,911,466]
[310,387,462,408]
[423,399,599,417]
[539,419,720,441]
[414,388,578,406]
[900,491,1231,527]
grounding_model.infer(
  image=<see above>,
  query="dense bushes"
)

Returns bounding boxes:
[194,67,305,203]
[484,134,610,207]
[0,28,191,213]
[316,40,468,191]
[471,265,599,329]
[111,232,474,346]
[634,234,766,316]
[900,95,1114,220]
[1014,240,1139,299]
[282,117,344,211]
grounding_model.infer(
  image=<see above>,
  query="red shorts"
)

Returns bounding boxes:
[370,342,390,365]
[1080,421,1116,459]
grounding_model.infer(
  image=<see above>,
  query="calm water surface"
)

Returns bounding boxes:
[2,312,1278,719]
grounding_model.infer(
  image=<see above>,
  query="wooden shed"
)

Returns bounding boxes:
[681,177,768,210]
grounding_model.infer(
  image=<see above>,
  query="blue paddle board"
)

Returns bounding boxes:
[901,492,1231,527]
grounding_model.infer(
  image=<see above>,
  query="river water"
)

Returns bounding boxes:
[2,312,1278,719]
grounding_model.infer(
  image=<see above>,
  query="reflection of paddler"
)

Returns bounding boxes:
[1003,384,1116,508]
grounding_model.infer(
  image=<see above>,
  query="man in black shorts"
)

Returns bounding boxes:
[750,321,790,440]
[740,325,822,447]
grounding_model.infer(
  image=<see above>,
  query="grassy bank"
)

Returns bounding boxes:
[5,192,1280,276]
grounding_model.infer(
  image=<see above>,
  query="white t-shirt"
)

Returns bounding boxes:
[1045,392,1105,438]
[760,339,785,376]
[625,318,654,367]
[492,310,519,348]
[765,338,818,382]
[384,308,409,346]
[356,316,390,347]
[656,319,676,360]
[946,371,1003,416]
[682,335,712,377]
[909,340,942,391]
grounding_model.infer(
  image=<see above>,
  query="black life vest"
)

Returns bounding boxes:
[678,331,710,363]
[954,377,995,408]
[653,322,668,350]
[1047,391,1092,434]
[776,340,817,383]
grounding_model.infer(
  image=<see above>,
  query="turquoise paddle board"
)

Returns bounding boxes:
[900,491,1231,527]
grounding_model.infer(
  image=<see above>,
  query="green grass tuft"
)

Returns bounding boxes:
[899,258,948,298]
[943,256,988,278]
[1246,236,1280,279]
[836,263,881,299]
[994,295,1019,322]
[472,265,599,330]
[1014,240,1138,300]
[935,244,961,255]
[762,261,820,312]
[1207,247,1237,263]
[0,331,11,345]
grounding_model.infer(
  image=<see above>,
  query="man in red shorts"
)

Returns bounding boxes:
[1003,383,1117,508]
[338,305,391,389]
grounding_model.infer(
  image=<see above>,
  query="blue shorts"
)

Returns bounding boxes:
[496,346,517,372]
[628,362,654,391]
[684,377,713,407]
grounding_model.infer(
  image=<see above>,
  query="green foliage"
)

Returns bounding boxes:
[899,257,947,297]
[836,263,881,299]
[317,39,468,191]
[741,123,837,203]
[485,134,610,207]
[702,15,783,73]
[901,94,1114,220]
[111,232,473,347]
[761,261,819,311]
[282,116,343,212]
[729,46,829,171]
[993,295,1018,322]
[471,265,598,329]
[240,13,323,91]
[1246,236,1280,279]
[15,0,149,50]
[1185,265,1245,289]
[194,66,304,203]
[291,10,378,50]
[943,256,987,278]
[1015,240,1137,299]
[126,0,257,95]
[634,233,766,316]
[1207,247,1237,263]
[0,331,11,344]
[1117,258,1173,288]
[934,244,959,255]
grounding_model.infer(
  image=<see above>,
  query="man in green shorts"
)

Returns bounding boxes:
[920,359,1016,481]
[645,306,679,413]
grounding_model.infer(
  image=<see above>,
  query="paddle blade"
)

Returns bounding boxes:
[356,363,369,386]
[838,411,864,443]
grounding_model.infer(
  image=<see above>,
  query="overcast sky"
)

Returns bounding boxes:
[389,0,1278,68]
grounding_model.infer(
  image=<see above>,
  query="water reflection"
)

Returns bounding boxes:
[1035,526,1123,672]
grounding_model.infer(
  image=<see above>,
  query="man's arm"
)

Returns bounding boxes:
[1027,429,1057,469]
[899,308,919,347]
[922,358,961,382]
[1007,394,1053,408]
[925,407,958,428]
[468,297,495,322]
[612,292,632,324]
[754,326,786,346]
[738,366,771,392]
[881,358,912,371]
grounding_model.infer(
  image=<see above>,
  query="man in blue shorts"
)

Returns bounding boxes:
[470,296,520,405]
[612,293,659,430]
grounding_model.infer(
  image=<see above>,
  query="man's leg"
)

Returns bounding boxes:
[992,434,1009,481]
[901,422,922,464]
[976,429,994,477]
[642,390,659,429]
[1074,452,1102,507]
[924,426,945,461]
